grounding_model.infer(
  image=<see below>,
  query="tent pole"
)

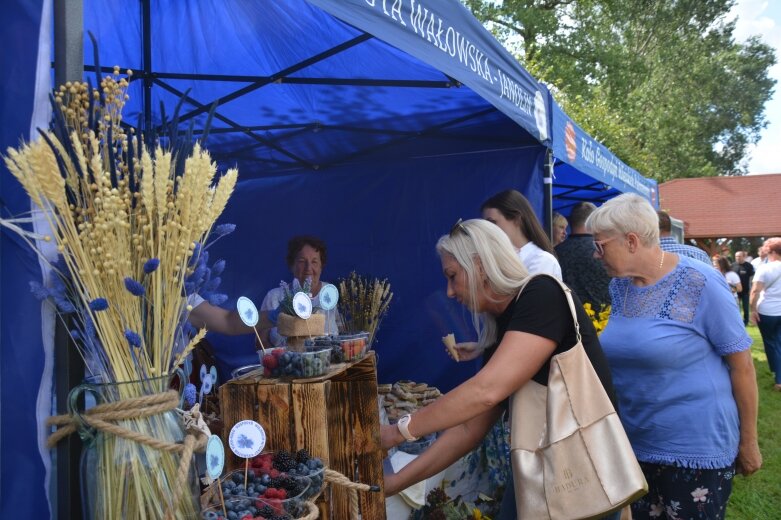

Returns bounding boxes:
[142,0,152,143]
[54,0,84,518]
[544,149,554,240]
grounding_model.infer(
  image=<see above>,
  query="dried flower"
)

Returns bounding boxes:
[183,383,197,408]
[123,277,145,296]
[143,258,160,274]
[207,293,227,306]
[89,298,109,311]
[124,328,142,348]
[337,272,393,346]
[211,259,226,276]
[29,281,51,300]
[212,223,236,237]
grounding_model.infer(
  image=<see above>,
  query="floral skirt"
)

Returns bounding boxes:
[631,462,735,520]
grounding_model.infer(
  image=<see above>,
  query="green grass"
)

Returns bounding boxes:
[727,326,781,519]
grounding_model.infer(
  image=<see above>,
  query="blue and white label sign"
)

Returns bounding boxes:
[228,420,266,459]
[237,296,259,327]
[292,291,313,319]
[206,434,225,479]
[318,283,339,311]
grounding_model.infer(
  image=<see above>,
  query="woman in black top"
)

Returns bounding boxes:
[381,219,615,513]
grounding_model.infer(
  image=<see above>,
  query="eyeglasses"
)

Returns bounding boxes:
[450,218,470,238]
[593,236,617,257]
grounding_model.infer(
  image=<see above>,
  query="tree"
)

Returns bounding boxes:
[465,0,776,181]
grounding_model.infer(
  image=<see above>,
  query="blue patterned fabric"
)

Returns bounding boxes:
[599,256,751,469]
[659,236,711,265]
[632,462,735,520]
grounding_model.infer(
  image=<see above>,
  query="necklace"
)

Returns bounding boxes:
[624,250,666,314]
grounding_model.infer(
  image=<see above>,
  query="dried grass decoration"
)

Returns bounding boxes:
[337,272,393,348]
[2,64,237,519]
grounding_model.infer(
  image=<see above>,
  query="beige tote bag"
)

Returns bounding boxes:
[510,276,647,520]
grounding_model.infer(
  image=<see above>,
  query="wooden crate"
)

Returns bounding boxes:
[219,353,386,519]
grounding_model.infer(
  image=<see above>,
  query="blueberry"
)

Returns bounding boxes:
[260,474,271,485]
[204,512,218,520]
[227,512,237,520]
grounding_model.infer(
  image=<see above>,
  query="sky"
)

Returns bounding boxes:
[731,0,781,174]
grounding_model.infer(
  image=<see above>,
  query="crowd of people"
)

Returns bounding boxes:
[188,186,775,519]
[382,190,772,520]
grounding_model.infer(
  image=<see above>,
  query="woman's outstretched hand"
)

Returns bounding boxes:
[381,423,403,450]
[445,342,482,362]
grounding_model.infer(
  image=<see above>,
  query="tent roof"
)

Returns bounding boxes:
[550,98,658,214]
[660,175,781,238]
[83,0,550,177]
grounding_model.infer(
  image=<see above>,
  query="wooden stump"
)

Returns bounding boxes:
[219,353,386,519]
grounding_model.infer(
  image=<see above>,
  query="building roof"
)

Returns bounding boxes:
[659,174,781,239]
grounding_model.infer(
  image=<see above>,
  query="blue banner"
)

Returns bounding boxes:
[307,0,551,145]
[551,99,658,206]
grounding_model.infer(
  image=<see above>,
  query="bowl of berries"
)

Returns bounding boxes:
[202,453,312,519]
[200,496,305,520]
[251,450,325,501]
[259,348,331,379]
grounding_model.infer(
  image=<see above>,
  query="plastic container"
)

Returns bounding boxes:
[201,496,307,519]
[259,347,331,379]
[249,451,326,500]
[337,333,368,362]
[203,469,311,519]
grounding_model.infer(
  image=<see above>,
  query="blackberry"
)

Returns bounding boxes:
[270,515,291,520]
[258,504,275,518]
[294,448,310,464]
[271,476,307,497]
[272,450,296,472]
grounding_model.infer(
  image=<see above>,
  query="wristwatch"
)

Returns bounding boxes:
[397,414,419,442]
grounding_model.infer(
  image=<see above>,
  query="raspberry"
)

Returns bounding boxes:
[262,354,278,369]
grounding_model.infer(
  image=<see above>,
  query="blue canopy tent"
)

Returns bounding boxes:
[2,1,553,515]
[550,98,659,215]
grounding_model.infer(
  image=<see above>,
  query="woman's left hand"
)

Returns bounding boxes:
[381,423,403,450]
[736,440,762,476]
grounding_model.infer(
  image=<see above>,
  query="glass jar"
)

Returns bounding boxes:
[70,370,199,519]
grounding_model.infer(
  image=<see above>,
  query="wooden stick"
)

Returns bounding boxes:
[244,458,249,489]
[217,480,227,519]
[253,327,266,355]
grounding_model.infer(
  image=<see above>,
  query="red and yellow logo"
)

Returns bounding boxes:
[565,121,577,162]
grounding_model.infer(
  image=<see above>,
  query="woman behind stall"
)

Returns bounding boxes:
[750,236,781,391]
[713,255,742,306]
[381,219,616,518]
[587,193,761,519]
[258,235,339,347]
[481,189,562,280]
[552,211,568,246]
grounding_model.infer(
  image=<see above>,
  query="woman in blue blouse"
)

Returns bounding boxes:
[587,194,761,520]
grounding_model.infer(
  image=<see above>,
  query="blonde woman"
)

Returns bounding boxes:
[552,211,568,246]
[381,219,616,519]
[587,193,761,519]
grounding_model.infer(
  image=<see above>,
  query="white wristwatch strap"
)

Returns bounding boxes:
[397,413,419,441]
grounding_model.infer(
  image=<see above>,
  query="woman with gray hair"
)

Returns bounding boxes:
[380,218,616,518]
[587,193,761,519]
